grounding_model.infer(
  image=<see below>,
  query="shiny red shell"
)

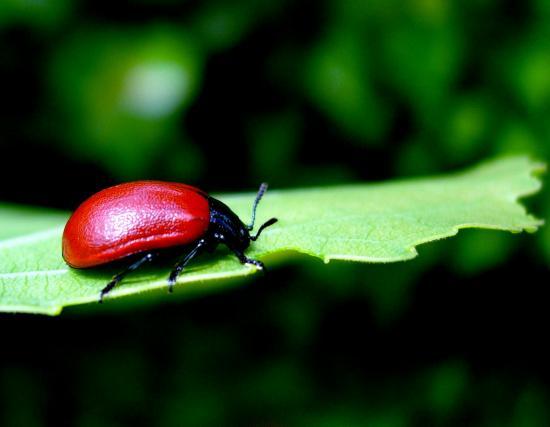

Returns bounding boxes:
[62,181,210,268]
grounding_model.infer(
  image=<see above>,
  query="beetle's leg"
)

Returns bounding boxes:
[231,248,266,273]
[167,238,208,292]
[99,252,156,303]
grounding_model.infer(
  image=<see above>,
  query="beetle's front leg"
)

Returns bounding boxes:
[230,248,265,272]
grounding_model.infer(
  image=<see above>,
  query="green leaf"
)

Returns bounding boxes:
[0,204,68,240]
[0,156,543,315]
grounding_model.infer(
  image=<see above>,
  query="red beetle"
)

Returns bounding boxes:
[62,182,277,301]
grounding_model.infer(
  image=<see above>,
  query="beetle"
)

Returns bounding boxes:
[62,182,277,302]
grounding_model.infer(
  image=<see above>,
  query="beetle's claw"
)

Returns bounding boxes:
[245,258,266,274]
[167,277,176,293]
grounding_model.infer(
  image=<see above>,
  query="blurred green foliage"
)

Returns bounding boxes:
[0,0,549,425]
[0,0,70,30]
[49,27,203,178]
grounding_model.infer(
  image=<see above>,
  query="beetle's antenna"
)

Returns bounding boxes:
[248,182,269,230]
[251,218,278,241]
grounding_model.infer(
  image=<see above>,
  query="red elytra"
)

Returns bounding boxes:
[62,181,210,268]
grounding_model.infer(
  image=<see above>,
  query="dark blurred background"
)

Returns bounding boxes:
[1,0,549,426]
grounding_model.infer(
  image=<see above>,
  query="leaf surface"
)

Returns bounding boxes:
[0,157,543,315]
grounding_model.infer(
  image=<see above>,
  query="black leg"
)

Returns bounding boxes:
[99,252,156,303]
[231,248,266,272]
[167,239,207,292]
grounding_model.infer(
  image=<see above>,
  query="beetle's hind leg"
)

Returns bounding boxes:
[99,252,156,303]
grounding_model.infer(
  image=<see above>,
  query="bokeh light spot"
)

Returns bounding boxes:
[121,61,190,119]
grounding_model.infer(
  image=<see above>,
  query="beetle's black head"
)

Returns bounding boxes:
[208,197,251,251]
[207,183,277,253]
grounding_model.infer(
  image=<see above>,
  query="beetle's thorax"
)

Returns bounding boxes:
[207,197,250,251]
